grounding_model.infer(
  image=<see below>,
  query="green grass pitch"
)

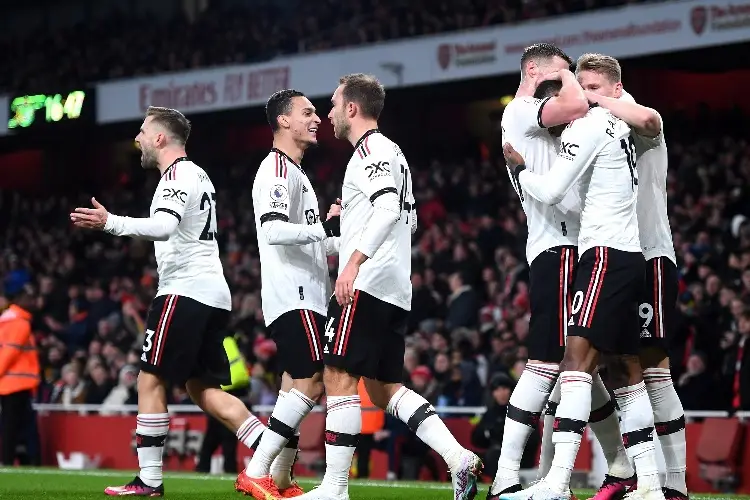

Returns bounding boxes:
[0,468,747,500]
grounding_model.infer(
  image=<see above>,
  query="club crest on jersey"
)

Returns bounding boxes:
[365,161,390,179]
[691,6,707,35]
[304,209,320,225]
[270,184,288,202]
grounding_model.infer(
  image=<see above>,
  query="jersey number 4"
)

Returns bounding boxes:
[399,164,412,225]
[200,192,218,240]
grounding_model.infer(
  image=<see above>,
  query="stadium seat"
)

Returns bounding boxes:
[696,417,744,492]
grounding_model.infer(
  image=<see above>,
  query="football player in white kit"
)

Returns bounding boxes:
[237,89,341,499]
[71,107,268,497]
[503,84,665,500]
[576,53,688,500]
[296,73,481,500]
[491,43,626,500]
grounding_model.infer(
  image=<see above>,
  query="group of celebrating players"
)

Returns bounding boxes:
[67,41,687,500]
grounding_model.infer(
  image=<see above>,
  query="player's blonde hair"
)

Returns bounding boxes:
[576,53,622,84]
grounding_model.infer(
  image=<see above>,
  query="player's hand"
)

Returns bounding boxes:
[503,143,525,168]
[70,197,109,230]
[335,261,359,306]
[327,199,342,220]
[539,70,561,82]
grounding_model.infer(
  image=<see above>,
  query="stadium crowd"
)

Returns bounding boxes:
[0,0,665,93]
[1,107,748,416]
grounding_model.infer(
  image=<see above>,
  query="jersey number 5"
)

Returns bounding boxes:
[200,192,218,240]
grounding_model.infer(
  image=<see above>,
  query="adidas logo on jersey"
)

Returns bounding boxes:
[302,185,308,193]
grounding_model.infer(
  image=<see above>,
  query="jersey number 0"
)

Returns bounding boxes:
[200,192,218,240]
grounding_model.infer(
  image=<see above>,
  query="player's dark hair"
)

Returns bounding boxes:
[145,106,191,145]
[338,73,385,120]
[576,53,622,83]
[266,89,306,132]
[534,79,563,99]
[520,43,573,72]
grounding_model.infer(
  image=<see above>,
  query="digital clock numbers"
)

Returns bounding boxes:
[8,90,87,129]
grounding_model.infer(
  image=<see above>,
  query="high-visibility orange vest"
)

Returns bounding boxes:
[0,305,40,395]
[358,379,385,435]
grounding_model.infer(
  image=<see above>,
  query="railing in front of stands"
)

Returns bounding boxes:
[32,404,740,421]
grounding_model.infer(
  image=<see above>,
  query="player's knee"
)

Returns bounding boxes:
[559,336,598,373]
[323,366,358,396]
[137,370,164,394]
[292,374,325,402]
[638,346,669,370]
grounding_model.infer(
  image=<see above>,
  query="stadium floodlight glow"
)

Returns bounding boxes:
[8,90,86,129]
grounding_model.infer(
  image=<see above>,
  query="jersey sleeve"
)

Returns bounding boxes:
[633,112,664,158]
[254,163,293,224]
[518,113,604,205]
[505,97,551,136]
[152,169,198,222]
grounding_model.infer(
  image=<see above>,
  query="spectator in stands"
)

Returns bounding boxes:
[676,352,716,411]
[445,272,480,331]
[471,372,538,479]
[50,362,87,406]
[100,364,138,415]
[85,362,115,405]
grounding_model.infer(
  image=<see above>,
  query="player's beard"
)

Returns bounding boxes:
[334,115,350,141]
[140,148,158,170]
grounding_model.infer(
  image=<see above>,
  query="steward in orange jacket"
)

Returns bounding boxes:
[0,291,40,465]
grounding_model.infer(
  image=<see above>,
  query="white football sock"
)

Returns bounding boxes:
[589,373,633,479]
[321,395,361,495]
[136,413,169,487]
[387,385,464,471]
[546,372,592,494]
[246,389,314,478]
[492,363,559,493]
[644,368,687,494]
[270,432,300,489]
[236,414,266,450]
[538,378,561,480]
[614,382,660,492]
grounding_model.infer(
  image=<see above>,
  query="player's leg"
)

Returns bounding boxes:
[493,246,575,496]
[105,294,200,496]
[587,363,636,500]
[364,298,481,500]
[297,295,366,499]
[244,310,325,496]
[639,257,687,500]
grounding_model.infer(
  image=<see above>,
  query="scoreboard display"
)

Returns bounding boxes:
[7,89,95,131]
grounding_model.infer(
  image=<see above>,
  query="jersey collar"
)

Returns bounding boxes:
[162,156,190,178]
[271,148,306,175]
[353,129,380,151]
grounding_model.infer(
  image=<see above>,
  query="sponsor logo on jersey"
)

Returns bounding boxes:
[162,188,187,203]
[559,142,579,160]
[365,161,390,179]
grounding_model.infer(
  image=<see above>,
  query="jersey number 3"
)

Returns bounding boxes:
[200,192,218,240]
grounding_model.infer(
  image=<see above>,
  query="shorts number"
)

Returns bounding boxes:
[639,303,654,328]
[323,318,336,354]
[568,291,584,326]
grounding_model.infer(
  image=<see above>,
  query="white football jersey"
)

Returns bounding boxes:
[149,158,231,310]
[632,114,676,264]
[501,96,581,265]
[339,130,414,311]
[518,106,641,257]
[252,149,330,325]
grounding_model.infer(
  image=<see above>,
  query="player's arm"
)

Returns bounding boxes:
[325,237,340,256]
[585,90,661,138]
[538,69,589,128]
[507,117,601,205]
[104,173,197,241]
[255,175,338,246]
[349,152,401,265]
